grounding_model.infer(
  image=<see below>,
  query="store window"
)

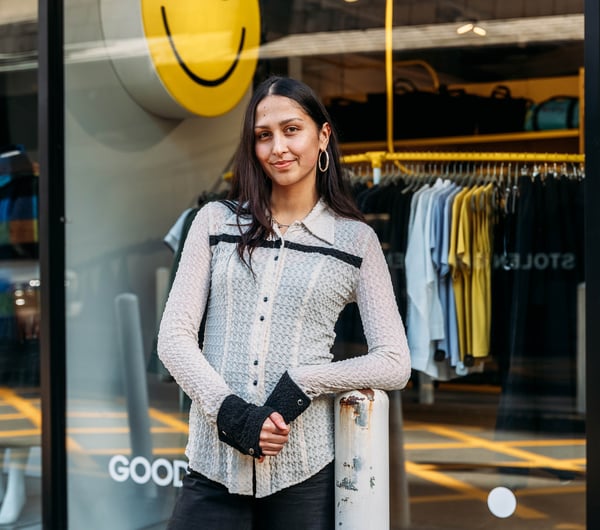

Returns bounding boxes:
[0,0,42,526]
[62,0,585,528]
[63,0,251,527]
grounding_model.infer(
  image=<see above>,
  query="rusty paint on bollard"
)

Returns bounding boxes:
[335,389,389,529]
[339,390,375,427]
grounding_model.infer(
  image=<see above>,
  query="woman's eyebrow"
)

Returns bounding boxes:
[255,117,305,129]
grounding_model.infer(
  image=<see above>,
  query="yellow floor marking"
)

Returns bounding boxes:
[149,407,189,433]
[67,438,85,451]
[405,460,546,519]
[404,420,483,428]
[68,411,127,418]
[0,413,27,420]
[437,383,501,394]
[0,389,88,454]
[405,442,475,450]
[0,388,41,427]
[425,425,584,473]
[81,447,186,456]
[416,460,586,474]
[518,485,585,496]
[67,426,178,435]
[0,429,39,438]
[410,492,474,504]
[504,439,585,447]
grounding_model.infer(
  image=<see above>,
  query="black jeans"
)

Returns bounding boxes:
[167,462,334,530]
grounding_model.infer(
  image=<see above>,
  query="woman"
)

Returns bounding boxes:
[157,76,411,529]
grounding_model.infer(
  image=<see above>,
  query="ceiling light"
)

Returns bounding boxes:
[456,23,474,35]
[456,21,487,36]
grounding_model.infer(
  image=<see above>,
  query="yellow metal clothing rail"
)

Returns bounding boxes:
[342,150,585,166]
[341,150,585,185]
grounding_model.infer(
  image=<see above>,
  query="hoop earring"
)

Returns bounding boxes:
[318,149,330,172]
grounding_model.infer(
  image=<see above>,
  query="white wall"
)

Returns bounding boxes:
[64,0,247,398]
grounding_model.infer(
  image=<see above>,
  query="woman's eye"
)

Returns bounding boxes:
[256,131,271,140]
[285,126,299,134]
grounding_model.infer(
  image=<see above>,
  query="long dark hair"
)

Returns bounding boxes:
[227,76,364,267]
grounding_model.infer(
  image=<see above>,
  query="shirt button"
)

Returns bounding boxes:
[297,399,304,406]
[249,448,254,456]
[259,315,265,321]
[253,380,258,386]
[274,256,279,261]
[253,360,259,365]
[263,296,268,302]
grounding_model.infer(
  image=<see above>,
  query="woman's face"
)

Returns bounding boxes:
[254,94,330,195]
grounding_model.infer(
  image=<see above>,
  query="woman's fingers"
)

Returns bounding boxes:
[258,415,291,458]
[268,412,289,432]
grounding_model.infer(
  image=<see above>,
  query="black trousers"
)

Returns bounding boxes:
[167,462,335,530]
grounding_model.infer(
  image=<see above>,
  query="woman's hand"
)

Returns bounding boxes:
[257,412,290,462]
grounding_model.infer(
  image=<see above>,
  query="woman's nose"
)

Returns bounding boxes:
[271,132,288,154]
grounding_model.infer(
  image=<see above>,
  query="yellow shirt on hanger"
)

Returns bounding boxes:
[457,186,476,361]
[448,186,469,361]
[470,184,493,358]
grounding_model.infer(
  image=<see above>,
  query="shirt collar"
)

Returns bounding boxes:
[300,198,335,245]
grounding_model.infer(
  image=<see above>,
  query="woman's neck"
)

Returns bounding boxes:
[270,189,319,226]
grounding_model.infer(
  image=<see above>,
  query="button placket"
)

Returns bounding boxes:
[249,242,284,394]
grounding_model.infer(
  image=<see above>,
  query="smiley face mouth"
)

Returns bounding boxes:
[161,5,246,87]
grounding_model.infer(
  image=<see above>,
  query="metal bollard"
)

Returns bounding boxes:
[115,293,157,498]
[335,389,390,529]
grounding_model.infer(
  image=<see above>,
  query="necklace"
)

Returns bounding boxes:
[272,218,291,228]
[271,201,317,229]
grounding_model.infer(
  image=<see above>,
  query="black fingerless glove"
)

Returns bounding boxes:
[216,395,275,457]
[264,371,311,424]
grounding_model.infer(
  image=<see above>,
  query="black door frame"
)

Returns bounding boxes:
[38,0,67,527]
[585,1,600,529]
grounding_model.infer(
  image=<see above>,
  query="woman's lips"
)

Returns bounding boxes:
[272,160,294,170]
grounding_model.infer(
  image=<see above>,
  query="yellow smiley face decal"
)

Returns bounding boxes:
[140,0,261,117]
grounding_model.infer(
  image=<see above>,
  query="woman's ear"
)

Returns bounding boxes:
[319,122,331,151]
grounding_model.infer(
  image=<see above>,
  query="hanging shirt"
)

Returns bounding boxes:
[405,179,445,377]
[496,175,583,433]
[448,187,470,361]
[163,207,196,253]
[457,186,476,360]
[431,181,459,365]
[441,185,463,367]
[471,183,494,358]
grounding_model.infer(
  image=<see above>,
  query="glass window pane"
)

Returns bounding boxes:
[0,1,41,526]
[63,1,586,528]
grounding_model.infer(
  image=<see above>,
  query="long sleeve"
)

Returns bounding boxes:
[157,204,232,421]
[288,228,411,397]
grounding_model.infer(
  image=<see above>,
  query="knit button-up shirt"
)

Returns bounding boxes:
[157,199,411,497]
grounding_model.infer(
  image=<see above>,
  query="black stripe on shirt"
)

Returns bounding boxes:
[209,234,362,268]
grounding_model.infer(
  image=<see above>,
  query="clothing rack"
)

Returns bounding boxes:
[341,150,585,184]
